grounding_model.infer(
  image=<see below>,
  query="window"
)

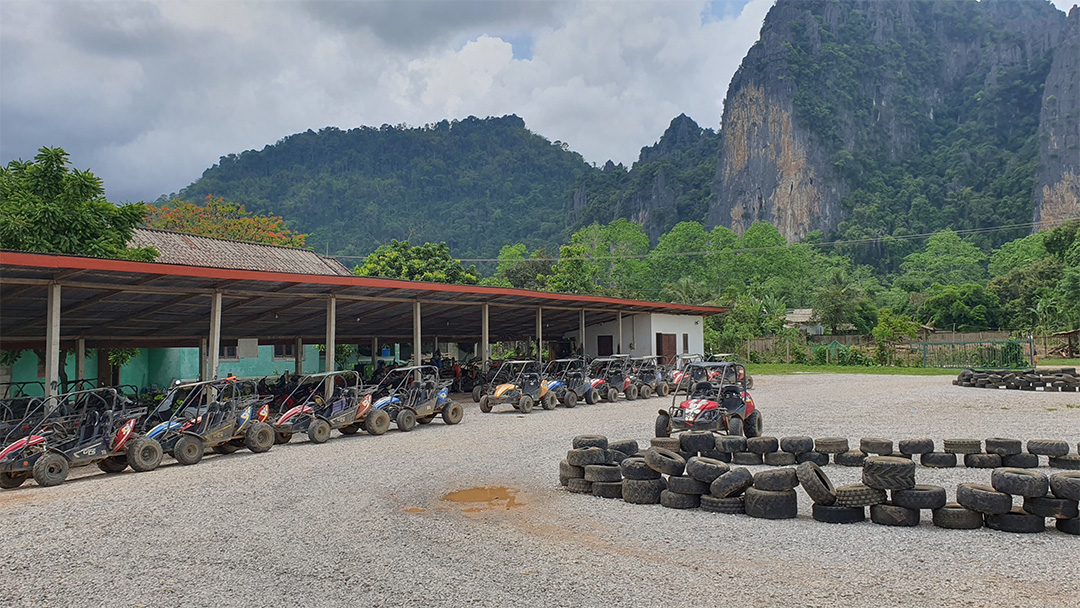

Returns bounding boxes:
[219,345,238,360]
[682,333,689,354]
[273,343,296,360]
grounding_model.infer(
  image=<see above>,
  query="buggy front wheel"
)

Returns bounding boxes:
[472,385,483,402]
[726,415,744,437]
[442,401,464,425]
[364,409,391,435]
[607,388,618,402]
[745,410,762,438]
[0,472,27,489]
[519,395,534,414]
[97,455,128,474]
[641,385,653,399]
[396,409,417,431]
[308,419,332,444]
[654,414,671,438]
[585,389,599,405]
[660,383,671,397]
[542,393,557,410]
[246,422,275,452]
[173,435,204,466]
[127,437,163,472]
[626,385,639,400]
[33,453,69,487]
[563,392,578,408]
[478,395,492,413]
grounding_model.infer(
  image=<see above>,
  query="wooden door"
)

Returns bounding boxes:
[656,333,676,365]
[597,335,614,357]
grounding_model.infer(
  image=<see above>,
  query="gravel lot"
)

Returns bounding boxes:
[1,373,1078,608]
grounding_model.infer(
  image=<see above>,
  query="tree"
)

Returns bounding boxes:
[481,243,553,290]
[0,147,156,261]
[355,239,480,284]
[545,243,598,294]
[871,309,920,365]
[813,270,863,334]
[917,283,1003,331]
[895,231,987,292]
[146,195,306,247]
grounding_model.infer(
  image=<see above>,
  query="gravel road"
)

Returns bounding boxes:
[1,374,1077,608]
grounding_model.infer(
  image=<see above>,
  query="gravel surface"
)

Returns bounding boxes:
[1,374,1078,608]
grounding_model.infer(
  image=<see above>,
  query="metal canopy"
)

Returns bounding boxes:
[0,251,727,350]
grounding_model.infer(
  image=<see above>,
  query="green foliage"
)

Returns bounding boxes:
[481,244,553,290]
[544,244,598,295]
[916,283,1003,331]
[871,309,920,365]
[355,239,480,284]
[106,348,140,368]
[0,147,157,261]
[895,230,987,292]
[813,270,864,334]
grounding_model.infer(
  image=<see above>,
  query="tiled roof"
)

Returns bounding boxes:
[130,228,351,276]
[786,308,815,324]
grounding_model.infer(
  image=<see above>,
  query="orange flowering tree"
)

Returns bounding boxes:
[145,195,306,247]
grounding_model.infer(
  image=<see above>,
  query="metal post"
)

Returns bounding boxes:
[579,309,586,356]
[617,311,623,355]
[536,307,543,363]
[76,338,86,382]
[45,283,61,397]
[208,291,222,381]
[294,337,304,375]
[199,338,208,381]
[413,301,422,367]
[325,295,337,373]
[481,303,490,371]
[371,336,379,373]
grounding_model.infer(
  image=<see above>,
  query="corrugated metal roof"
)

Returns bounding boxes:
[786,308,815,324]
[130,228,350,276]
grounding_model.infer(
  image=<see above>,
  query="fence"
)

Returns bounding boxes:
[909,339,1034,369]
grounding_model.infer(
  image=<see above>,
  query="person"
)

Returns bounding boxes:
[431,351,442,369]
[372,360,386,383]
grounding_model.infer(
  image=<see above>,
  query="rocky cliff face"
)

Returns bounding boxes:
[1034,7,1080,226]
[709,0,1070,241]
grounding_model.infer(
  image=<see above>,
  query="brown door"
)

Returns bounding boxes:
[656,333,676,365]
[597,335,614,357]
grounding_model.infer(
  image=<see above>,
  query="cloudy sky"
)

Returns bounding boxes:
[1,0,1075,204]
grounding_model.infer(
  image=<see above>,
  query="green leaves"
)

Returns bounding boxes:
[355,239,481,285]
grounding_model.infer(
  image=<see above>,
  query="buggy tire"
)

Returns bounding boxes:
[964,453,1002,468]
[246,422,275,453]
[417,415,434,425]
[660,490,700,509]
[944,439,982,454]
[519,396,534,414]
[862,456,916,490]
[609,440,639,456]
[985,437,1022,456]
[654,415,671,438]
[573,435,609,450]
[797,461,837,505]
[650,437,681,451]
[173,435,204,466]
[472,385,483,402]
[584,464,622,483]
[898,438,935,455]
[991,468,1048,498]
[621,458,661,480]
[986,507,1045,533]
[395,410,416,432]
[701,494,745,514]
[834,483,887,508]
[680,431,716,454]
[667,475,709,495]
[560,459,585,479]
[623,478,666,504]
[364,409,391,435]
[812,503,864,524]
[870,502,920,527]
[710,467,753,498]
[645,448,686,476]
[814,437,849,454]
[97,456,128,474]
[32,453,69,487]
[1049,455,1080,470]
[563,392,578,408]
[566,478,592,494]
[891,484,947,510]
[586,389,599,405]
[764,452,796,466]
[1023,496,1079,519]
[716,435,746,453]
[625,385,638,400]
[731,451,763,465]
[780,436,814,454]
[744,410,762,438]
[1002,453,1039,468]
[860,438,894,455]
[274,431,293,444]
[746,436,779,454]
[726,416,744,437]
[1055,517,1080,535]
[606,388,618,402]
[1027,439,1069,457]
[921,452,957,468]
[442,401,464,425]
[746,376,754,389]
[956,483,1012,515]
[213,441,240,455]
[1050,472,1080,500]
[0,472,28,489]
[686,457,730,484]
[339,424,360,435]
[591,481,623,499]
[660,383,671,397]
[797,451,829,466]
[567,447,607,467]
[744,487,797,519]
[478,395,492,413]
[542,393,557,410]
[834,450,867,467]
[308,419,332,443]
[641,385,653,399]
[932,503,984,529]
[127,437,163,472]
[754,467,798,491]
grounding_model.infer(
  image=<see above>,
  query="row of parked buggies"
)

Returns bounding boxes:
[0,366,462,490]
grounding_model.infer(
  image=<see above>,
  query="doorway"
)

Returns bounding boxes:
[597,335,614,357]
[656,333,676,365]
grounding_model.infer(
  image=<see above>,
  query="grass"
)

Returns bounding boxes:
[1039,358,1080,367]
[746,363,958,376]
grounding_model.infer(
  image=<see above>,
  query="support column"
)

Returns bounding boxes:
[45,283,61,397]
[199,338,208,381]
[579,309,586,357]
[207,291,222,381]
[371,336,379,373]
[536,307,543,363]
[413,301,422,367]
[294,337,303,375]
[617,311,623,355]
[325,295,337,373]
[75,338,86,382]
[481,303,490,371]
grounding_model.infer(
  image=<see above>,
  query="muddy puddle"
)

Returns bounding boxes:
[440,486,523,512]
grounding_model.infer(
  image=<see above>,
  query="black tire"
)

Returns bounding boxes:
[985,437,1022,456]
[932,503,984,529]
[339,424,360,435]
[591,481,623,499]
[780,436,814,453]
[573,435,609,450]
[641,385,653,399]
[654,414,671,438]
[417,415,434,425]
[563,392,578,408]
[32,453,69,487]
[1027,439,1069,457]
[834,450,867,467]
[584,464,622,483]
[585,389,599,405]
[812,504,865,524]
[797,461,836,505]
[746,376,754,389]
[667,475,709,494]
[731,452,763,465]
[710,467,753,498]
[921,452,957,468]
[541,393,557,410]
[645,447,686,476]
[246,422,275,453]
[956,483,1012,515]
[1049,455,1080,470]
[609,440,639,456]
[814,437,849,454]
[891,484,947,510]
[395,410,416,432]
[1055,518,1080,535]
[0,472,28,489]
[834,483,887,507]
[127,437,163,472]
[213,440,242,455]
[472,385,483,402]
[97,456,128,474]
[275,431,293,444]
[625,385,638,400]
[764,452,796,466]
[364,409,390,435]
[726,415,744,437]
[746,436,778,454]
[566,478,592,494]
[680,431,715,454]
[1023,496,1080,519]
[1002,453,1039,468]
[650,437,681,451]
[744,410,762,438]
[660,490,700,509]
[173,435,204,466]
[797,452,829,466]
[622,478,666,504]
[716,435,746,453]
[964,453,1002,468]
[621,457,661,480]
[701,450,732,463]
[754,467,798,491]
[862,456,916,490]
[944,438,982,454]
[986,507,1046,533]
[660,383,671,397]
[308,419,332,443]
[898,438,935,455]
[686,457,730,484]
[860,437,894,455]
[701,494,745,514]
[478,395,492,413]
[870,502,920,527]
[519,395,534,414]
[560,460,585,479]
[744,487,797,519]
[1050,472,1080,500]
[566,447,607,467]
[442,401,464,425]
[606,388,618,402]
[991,468,1049,497]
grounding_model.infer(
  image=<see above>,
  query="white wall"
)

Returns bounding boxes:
[561,313,703,358]
[651,313,705,356]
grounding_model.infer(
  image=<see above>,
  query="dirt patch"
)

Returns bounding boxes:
[442,486,523,512]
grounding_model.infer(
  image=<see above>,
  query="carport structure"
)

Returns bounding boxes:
[0,251,727,395]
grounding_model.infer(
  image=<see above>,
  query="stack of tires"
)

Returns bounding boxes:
[956,469,1080,534]
[650,431,731,464]
[797,461,865,524]
[560,435,640,498]
[745,467,799,519]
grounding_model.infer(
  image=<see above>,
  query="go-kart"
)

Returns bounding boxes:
[629,355,669,398]
[543,358,599,407]
[588,357,633,402]
[708,353,754,389]
[273,371,386,443]
[374,365,463,431]
[471,360,513,402]
[479,360,554,413]
[655,362,761,438]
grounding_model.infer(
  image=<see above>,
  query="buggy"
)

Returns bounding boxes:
[273,371,387,443]
[628,356,669,398]
[588,357,634,402]
[373,365,463,431]
[478,360,554,413]
[542,358,599,407]
[654,362,761,438]
[0,388,163,489]
[708,353,754,389]
[471,360,513,402]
